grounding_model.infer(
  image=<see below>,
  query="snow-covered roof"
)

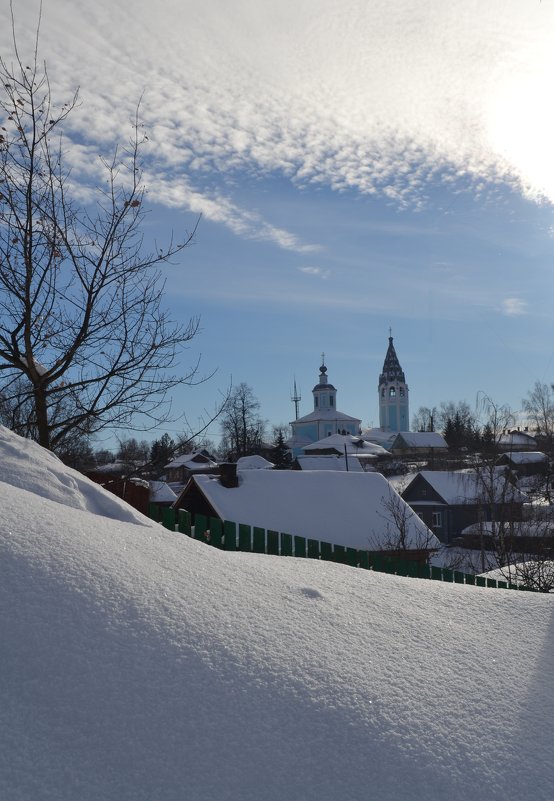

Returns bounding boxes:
[294,455,366,472]
[406,470,527,505]
[361,428,398,446]
[149,480,177,504]
[499,431,537,447]
[236,455,274,470]
[187,470,438,551]
[164,451,218,471]
[391,431,448,449]
[90,459,143,474]
[461,520,554,538]
[293,409,361,424]
[499,451,547,465]
[303,433,388,457]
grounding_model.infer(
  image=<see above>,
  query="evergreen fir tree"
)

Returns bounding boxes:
[272,430,292,470]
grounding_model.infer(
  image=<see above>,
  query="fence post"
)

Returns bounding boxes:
[194,513,208,541]
[267,530,279,555]
[208,517,223,548]
[238,523,252,552]
[223,520,237,550]
[253,527,265,553]
[177,508,192,536]
[162,507,176,531]
[320,541,333,562]
[307,539,320,559]
[294,536,306,558]
[280,532,293,556]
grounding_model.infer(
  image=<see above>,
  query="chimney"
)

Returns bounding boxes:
[219,462,238,488]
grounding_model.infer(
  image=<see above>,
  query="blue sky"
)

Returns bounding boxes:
[3,0,554,447]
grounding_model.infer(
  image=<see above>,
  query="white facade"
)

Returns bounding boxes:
[288,361,361,457]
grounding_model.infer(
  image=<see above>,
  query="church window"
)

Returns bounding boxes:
[314,397,319,408]
[381,388,385,397]
[389,387,396,398]
[400,387,405,397]
[330,396,334,407]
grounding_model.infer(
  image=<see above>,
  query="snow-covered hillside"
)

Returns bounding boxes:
[0,426,552,801]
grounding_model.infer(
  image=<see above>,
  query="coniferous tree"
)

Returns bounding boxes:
[272,429,292,469]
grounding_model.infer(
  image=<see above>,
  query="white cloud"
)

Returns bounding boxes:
[298,266,331,279]
[3,0,554,243]
[501,297,527,316]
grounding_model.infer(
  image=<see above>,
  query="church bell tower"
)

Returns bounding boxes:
[378,332,409,432]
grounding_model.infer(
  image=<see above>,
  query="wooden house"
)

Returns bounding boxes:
[401,470,527,544]
[173,465,439,562]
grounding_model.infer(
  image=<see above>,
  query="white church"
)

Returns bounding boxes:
[288,335,410,457]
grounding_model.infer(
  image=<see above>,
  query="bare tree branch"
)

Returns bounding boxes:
[0,25,207,451]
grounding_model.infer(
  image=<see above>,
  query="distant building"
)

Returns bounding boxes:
[390,431,448,459]
[292,454,366,472]
[288,358,361,457]
[401,470,527,543]
[378,334,409,432]
[496,451,548,478]
[164,450,219,486]
[302,432,391,471]
[498,429,538,452]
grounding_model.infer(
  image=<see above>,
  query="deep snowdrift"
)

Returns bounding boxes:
[0,427,552,801]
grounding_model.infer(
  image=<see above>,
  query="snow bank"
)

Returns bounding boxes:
[0,427,553,801]
[0,426,149,524]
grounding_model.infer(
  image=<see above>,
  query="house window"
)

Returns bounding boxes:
[432,512,442,529]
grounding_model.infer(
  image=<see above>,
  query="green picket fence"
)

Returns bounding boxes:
[147,504,534,592]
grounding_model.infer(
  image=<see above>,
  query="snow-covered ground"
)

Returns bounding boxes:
[1,426,553,801]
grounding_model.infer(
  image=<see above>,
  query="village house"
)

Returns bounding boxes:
[401,470,527,544]
[389,431,449,461]
[496,451,548,478]
[173,465,439,561]
[292,454,366,472]
[498,429,538,452]
[163,449,219,486]
[300,433,391,471]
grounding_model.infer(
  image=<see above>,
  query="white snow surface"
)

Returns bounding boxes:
[1,426,553,801]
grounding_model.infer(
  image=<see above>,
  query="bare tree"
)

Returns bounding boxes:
[0,24,203,452]
[411,405,436,432]
[220,383,266,460]
[464,393,554,589]
[522,381,554,451]
[372,482,438,555]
